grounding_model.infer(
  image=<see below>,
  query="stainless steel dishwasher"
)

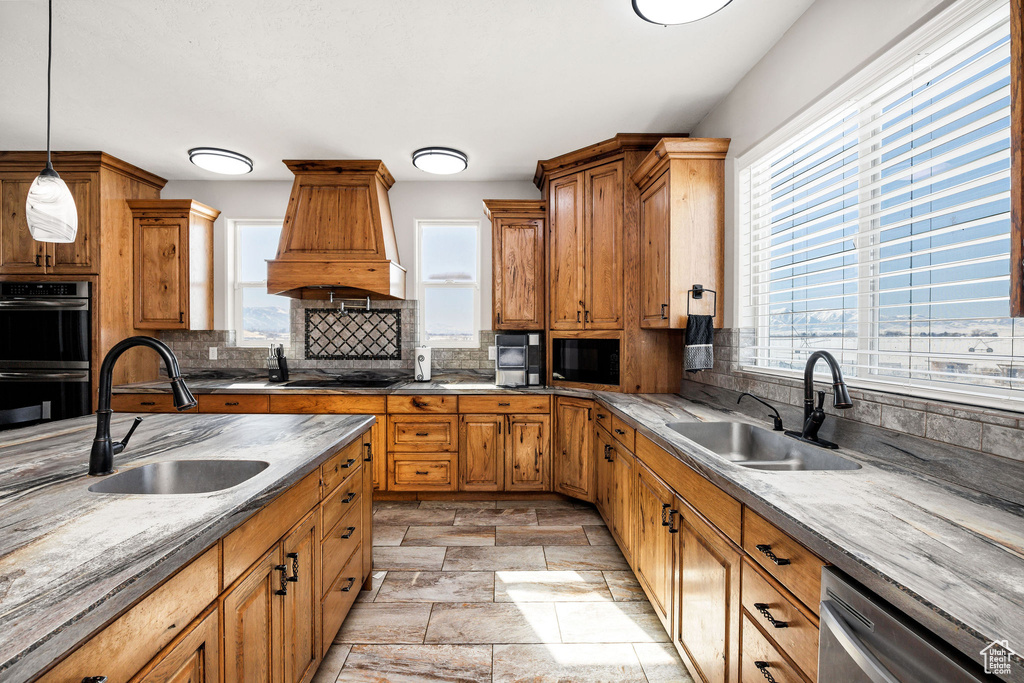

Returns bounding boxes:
[819,568,991,682]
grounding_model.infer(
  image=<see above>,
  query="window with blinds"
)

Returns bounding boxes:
[739,0,1022,406]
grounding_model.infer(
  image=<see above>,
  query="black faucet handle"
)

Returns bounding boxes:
[815,391,826,411]
[118,417,144,451]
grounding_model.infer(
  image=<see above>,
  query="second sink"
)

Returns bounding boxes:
[666,421,861,471]
[88,459,270,495]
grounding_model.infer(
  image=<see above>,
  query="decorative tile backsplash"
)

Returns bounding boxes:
[305,308,402,360]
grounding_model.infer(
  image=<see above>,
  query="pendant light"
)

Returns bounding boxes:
[26,0,77,244]
[632,0,733,25]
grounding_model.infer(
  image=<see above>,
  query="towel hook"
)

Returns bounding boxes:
[686,284,717,319]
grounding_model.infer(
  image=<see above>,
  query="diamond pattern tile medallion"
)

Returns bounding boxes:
[305,308,402,360]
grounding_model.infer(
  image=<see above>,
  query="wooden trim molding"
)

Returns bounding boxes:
[1012,0,1023,316]
[533,133,685,189]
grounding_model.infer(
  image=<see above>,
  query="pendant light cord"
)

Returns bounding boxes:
[46,0,52,168]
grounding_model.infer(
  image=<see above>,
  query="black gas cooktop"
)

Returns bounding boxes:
[284,372,412,389]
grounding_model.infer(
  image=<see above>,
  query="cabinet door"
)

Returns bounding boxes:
[372,416,387,491]
[133,609,220,683]
[459,414,504,491]
[361,429,374,590]
[584,162,624,329]
[49,176,97,274]
[548,173,585,330]
[506,414,550,492]
[613,448,636,563]
[223,548,284,683]
[676,500,742,683]
[494,217,544,329]
[640,174,672,328]
[135,217,188,329]
[282,511,320,683]
[553,397,594,501]
[0,178,47,273]
[635,463,675,635]
[594,427,614,521]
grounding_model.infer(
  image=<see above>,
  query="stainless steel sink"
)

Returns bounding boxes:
[88,459,270,494]
[666,422,861,471]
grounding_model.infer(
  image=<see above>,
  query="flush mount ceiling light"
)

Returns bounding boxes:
[412,147,468,175]
[188,147,254,175]
[26,0,78,244]
[632,0,733,25]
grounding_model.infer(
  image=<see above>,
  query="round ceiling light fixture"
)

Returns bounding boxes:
[188,147,254,175]
[412,147,468,175]
[632,0,733,25]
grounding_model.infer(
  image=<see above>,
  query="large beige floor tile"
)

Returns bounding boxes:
[335,603,432,644]
[418,499,497,509]
[373,508,456,526]
[355,570,387,603]
[454,507,539,526]
[372,546,446,571]
[311,643,351,683]
[402,525,495,546]
[584,525,616,545]
[338,644,491,683]
[633,642,695,683]
[603,571,647,601]
[545,545,630,571]
[495,525,589,546]
[372,525,407,546]
[372,501,420,511]
[555,602,669,643]
[495,570,613,602]
[492,643,647,683]
[443,546,547,571]
[376,571,495,602]
[496,499,576,509]
[425,603,560,643]
[537,507,606,526]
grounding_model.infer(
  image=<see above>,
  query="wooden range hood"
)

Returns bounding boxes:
[266,160,406,299]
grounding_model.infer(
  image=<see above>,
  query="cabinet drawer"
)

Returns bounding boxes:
[389,453,456,491]
[742,560,819,681]
[270,394,386,414]
[611,416,635,452]
[110,393,196,413]
[387,394,457,413]
[321,503,361,599]
[388,415,458,452]
[459,395,549,414]
[741,612,810,683]
[593,408,612,434]
[322,549,363,653]
[197,394,269,413]
[322,470,361,535]
[743,509,824,615]
[322,439,363,497]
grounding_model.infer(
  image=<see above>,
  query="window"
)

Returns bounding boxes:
[416,220,480,347]
[739,0,1023,407]
[231,220,289,346]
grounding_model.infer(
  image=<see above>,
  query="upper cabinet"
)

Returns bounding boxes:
[484,200,546,330]
[631,138,730,329]
[547,161,625,330]
[129,199,219,330]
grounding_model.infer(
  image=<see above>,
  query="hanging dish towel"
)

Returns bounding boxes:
[684,315,714,372]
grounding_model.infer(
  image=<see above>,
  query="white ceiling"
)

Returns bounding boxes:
[0,0,815,182]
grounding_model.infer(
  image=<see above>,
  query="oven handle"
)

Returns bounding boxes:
[0,300,88,309]
[0,371,90,381]
[820,601,901,683]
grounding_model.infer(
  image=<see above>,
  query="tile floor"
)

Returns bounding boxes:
[313,498,694,683]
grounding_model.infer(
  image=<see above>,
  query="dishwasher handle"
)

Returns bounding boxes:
[820,600,901,683]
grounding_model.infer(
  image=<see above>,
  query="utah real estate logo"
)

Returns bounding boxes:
[981,640,1018,676]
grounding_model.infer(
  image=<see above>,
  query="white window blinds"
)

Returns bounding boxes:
[739,1,1022,406]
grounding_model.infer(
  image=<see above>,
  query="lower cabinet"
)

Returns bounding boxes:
[611,446,636,562]
[505,414,550,491]
[634,461,676,634]
[459,413,551,492]
[282,511,320,683]
[553,397,594,501]
[222,548,285,683]
[134,608,220,683]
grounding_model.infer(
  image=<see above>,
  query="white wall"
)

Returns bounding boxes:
[691,0,957,327]
[161,179,539,330]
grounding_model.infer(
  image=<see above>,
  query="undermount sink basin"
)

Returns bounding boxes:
[88,459,270,494]
[666,422,861,472]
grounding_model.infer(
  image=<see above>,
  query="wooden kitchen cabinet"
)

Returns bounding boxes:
[460,413,505,491]
[506,413,550,492]
[635,461,676,635]
[632,139,729,329]
[132,608,220,683]
[484,200,546,330]
[129,199,219,331]
[612,445,636,562]
[548,173,585,330]
[281,511,320,683]
[222,548,284,683]
[595,425,615,520]
[553,396,594,501]
[459,413,551,492]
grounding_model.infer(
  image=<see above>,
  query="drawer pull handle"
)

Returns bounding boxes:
[754,661,777,683]
[755,544,790,566]
[754,602,788,629]
[498,402,511,406]
[364,443,373,462]
[340,577,356,592]
[661,503,671,526]
[415,470,429,475]
[140,401,156,406]
[286,552,300,583]
[340,526,356,539]
[614,428,626,435]
[275,564,288,595]
[342,492,356,503]
[661,303,669,320]
[82,678,108,683]
[225,402,240,406]
[597,413,606,419]
[604,444,613,462]
[341,458,357,468]
[415,432,430,437]
[667,509,679,534]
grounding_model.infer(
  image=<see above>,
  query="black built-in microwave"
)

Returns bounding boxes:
[551,338,619,386]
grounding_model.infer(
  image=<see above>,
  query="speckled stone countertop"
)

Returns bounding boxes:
[115,371,1024,677]
[0,412,375,683]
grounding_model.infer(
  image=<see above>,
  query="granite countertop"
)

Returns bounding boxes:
[0,412,375,683]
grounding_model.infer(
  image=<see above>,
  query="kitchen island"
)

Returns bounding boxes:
[0,412,374,683]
